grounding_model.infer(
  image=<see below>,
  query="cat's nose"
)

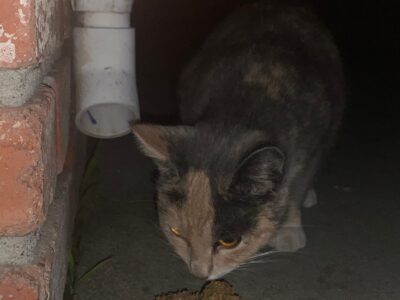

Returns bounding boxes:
[189,260,211,279]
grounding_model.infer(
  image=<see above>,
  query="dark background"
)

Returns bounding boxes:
[132,0,240,122]
[132,0,399,135]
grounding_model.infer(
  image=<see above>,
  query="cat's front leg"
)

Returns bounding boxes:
[268,203,306,252]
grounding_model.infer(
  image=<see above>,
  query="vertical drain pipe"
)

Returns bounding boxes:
[73,0,139,138]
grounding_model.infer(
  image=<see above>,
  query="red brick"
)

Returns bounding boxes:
[0,271,39,300]
[0,0,66,69]
[0,261,55,299]
[0,86,56,236]
[0,0,36,68]
[0,169,80,300]
[44,57,72,174]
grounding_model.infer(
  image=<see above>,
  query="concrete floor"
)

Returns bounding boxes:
[74,71,400,299]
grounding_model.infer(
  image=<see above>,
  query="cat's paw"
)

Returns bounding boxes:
[268,226,306,252]
[303,189,317,208]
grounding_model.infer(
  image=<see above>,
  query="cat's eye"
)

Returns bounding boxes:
[170,226,181,237]
[218,237,241,249]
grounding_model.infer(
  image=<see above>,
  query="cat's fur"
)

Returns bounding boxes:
[132,1,345,279]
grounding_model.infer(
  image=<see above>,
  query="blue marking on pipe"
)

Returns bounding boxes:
[87,110,97,125]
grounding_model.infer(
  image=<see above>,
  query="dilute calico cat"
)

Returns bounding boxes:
[132,1,345,279]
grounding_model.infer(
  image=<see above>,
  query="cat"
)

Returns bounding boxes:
[132,0,345,280]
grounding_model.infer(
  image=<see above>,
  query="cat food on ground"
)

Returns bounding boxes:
[155,280,241,300]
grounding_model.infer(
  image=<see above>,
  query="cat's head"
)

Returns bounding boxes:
[132,123,287,279]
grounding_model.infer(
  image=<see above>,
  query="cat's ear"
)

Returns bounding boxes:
[131,123,191,163]
[231,147,285,194]
[131,123,170,161]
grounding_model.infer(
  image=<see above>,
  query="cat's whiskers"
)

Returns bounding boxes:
[246,259,269,264]
[278,224,315,228]
[250,250,280,259]
[233,262,257,275]
[241,249,296,268]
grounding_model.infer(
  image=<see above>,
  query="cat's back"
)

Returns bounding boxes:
[178,1,345,150]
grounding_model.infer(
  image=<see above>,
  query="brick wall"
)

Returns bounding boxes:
[0,1,82,299]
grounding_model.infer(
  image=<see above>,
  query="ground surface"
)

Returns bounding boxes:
[73,67,399,299]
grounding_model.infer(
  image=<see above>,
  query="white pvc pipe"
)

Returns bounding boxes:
[73,0,134,13]
[76,12,131,28]
[73,0,140,139]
